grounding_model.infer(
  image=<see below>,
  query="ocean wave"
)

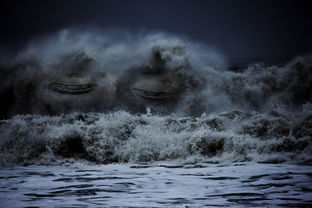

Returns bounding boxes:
[1,29,311,118]
[0,110,311,166]
[0,30,311,167]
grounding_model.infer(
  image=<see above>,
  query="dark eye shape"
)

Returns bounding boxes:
[48,82,97,95]
[132,88,179,100]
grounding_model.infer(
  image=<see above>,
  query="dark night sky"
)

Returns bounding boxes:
[1,0,311,61]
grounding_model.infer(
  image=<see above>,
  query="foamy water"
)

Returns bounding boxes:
[0,110,311,166]
[0,110,311,207]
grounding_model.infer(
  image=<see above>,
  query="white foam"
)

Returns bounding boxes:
[0,110,311,166]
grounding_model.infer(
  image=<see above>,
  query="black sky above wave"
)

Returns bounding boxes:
[1,0,311,61]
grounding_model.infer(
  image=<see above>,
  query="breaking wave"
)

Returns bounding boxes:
[0,29,311,166]
[0,109,311,166]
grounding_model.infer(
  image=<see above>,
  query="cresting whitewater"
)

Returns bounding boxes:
[0,30,311,207]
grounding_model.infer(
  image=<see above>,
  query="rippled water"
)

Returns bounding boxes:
[1,162,311,208]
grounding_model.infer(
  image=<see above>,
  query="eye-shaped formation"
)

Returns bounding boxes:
[112,65,190,114]
[41,47,190,111]
[46,52,100,94]
[0,47,200,118]
[131,88,179,100]
[47,75,182,101]
[48,82,97,95]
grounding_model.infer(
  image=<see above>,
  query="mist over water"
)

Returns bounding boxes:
[1,29,227,116]
[0,29,311,166]
[0,29,311,208]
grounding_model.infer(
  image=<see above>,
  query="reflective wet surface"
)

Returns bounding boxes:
[1,162,311,207]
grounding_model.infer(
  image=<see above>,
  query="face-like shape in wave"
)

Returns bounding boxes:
[42,50,195,115]
[115,64,188,114]
[37,52,115,114]
[0,49,200,118]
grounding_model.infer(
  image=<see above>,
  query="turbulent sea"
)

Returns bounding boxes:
[0,109,311,207]
[0,30,312,207]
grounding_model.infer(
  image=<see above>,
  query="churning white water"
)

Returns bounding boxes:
[0,110,311,166]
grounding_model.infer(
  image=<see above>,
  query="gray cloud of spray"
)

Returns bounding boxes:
[0,29,312,166]
[0,29,227,116]
[0,28,311,118]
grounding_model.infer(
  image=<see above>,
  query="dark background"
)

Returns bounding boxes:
[0,0,311,62]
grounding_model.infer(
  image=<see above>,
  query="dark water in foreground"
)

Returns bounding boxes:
[1,162,311,208]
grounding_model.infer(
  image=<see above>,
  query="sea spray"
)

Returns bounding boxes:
[0,109,311,167]
[0,29,311,167]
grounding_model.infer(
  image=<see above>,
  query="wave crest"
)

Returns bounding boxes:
[0,110,311,166]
